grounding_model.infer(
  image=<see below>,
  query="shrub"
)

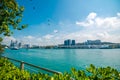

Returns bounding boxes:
[0,58,120,80]
[0,58,30,80]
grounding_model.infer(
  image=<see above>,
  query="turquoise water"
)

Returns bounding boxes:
[3,49,120,72]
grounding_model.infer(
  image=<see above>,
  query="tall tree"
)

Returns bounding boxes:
[0,0,27,54]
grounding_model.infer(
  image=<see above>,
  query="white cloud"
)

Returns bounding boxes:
[24,35,35,39]
[76,12,97,27]
[75,12,120,43]
[87,12,97,20]
[17,36,42,45]
[43,34,54,40]
[76,12,120,30]
[117,12,120,17]
[53,30,58,33]
[2,12,120,46]
[2,36,16,45]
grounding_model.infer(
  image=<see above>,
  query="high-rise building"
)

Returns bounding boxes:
[18,42,22,48]
[64,39,71,46]
[10,40,13,47]
[71,40,75,45]
[67,39,71,45]
[64,40,67,45]
[64,39,76,46]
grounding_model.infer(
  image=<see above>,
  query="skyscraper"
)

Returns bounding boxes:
[71,40,75,45]
[64,39,75,46]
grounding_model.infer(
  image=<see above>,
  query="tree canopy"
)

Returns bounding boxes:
[0,0,27,53]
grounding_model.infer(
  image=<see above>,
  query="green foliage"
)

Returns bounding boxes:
[0,0,27,36]
[86,64,120,79]
[71,68,89,80]
[53,64,120,80]
[0,0,27,53]
[0,58,30,80]
[52,72,72,80]
[0,37,4,54]
[0,58,120,80]
[30,72,51,80]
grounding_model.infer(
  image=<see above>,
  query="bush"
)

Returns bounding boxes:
[0,58,30,80]
[0,58,120,80]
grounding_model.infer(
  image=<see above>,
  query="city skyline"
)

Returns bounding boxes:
[2,0,120,45]
[8,39,120,49]
[7,39,119,47]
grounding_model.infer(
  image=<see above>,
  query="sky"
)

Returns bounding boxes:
[3,0,120,45]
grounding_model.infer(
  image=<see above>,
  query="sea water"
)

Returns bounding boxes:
[3,49,120,73]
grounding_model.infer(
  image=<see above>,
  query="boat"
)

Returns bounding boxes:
[10,47,19,50]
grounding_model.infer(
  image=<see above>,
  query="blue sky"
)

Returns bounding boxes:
[3,0,120,45]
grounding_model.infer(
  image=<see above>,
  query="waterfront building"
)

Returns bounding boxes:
[10,40,24,49]
[64,39,71,46]
[67,39,71,45]
[71,40,75,45]
[59,39,119,49]
[18,42,22,48]
[10,40,17,48]
[64,39,75,46]
[64,40,67,46]
[85,40,101,45]
[10,40,19,49]
[10,40,14,47]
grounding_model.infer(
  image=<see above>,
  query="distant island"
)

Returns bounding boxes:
[5,39,120,49]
